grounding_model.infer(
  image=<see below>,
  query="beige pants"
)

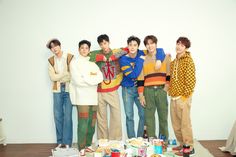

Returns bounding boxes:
[224,121,236,155]
[97,90,122,140]
[170,97,194,147]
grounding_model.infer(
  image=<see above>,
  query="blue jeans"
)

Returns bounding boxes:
[53,84,73,145]
[122,86,145,138]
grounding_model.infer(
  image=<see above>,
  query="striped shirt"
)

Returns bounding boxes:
[137,50,171,94]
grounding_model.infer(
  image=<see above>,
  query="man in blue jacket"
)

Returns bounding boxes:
[119,36,145,138]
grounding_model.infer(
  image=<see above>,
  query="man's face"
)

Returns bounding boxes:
[79,44,90,57]
[50,43,61,55]
[128,40,139,54]
[176,42,186,54]
[145,39,157,54]
[99,40,110,54]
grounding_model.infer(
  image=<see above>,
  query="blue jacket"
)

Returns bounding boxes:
[119,50,145,87]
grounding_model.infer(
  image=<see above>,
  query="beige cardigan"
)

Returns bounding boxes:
[48,52,73,93]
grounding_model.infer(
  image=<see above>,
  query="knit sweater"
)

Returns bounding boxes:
[143,48,165,62]
[48,52,73,93]
[137,49,171,94]
[89,48,126,92]
[168,51,196,98]
[69,54,103,105]
[119,50,145,87]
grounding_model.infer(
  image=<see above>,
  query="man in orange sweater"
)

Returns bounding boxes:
[138,35,170,142]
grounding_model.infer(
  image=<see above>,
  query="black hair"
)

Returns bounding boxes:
[97,34,109,44]
[127,36,141,46]
[47,39,61,49]
[177,37,191,48]
[78,40,91,48]
[143,35,158,46]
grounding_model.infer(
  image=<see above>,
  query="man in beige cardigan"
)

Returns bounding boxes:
[47,38,73,149]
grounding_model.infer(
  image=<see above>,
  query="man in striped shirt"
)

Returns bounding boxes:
[138,35,170,142]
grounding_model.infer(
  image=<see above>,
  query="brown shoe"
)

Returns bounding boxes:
[175,148,195,157]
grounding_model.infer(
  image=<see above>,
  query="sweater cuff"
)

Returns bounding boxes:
[138,86,144,94]
[166,75,170,82]
[109,55,116,61]
[122,47,129,53]
[95,54,105,62]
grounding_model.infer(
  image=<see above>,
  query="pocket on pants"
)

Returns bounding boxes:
[177,97,192,109]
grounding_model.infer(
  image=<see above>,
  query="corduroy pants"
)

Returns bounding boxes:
[97,90,122,140]
[170,97,194,147]
[144,85,169,141]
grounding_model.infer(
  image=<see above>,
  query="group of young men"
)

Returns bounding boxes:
[46,34,196,156]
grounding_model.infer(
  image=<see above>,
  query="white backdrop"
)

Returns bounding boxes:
[0,0,236,143]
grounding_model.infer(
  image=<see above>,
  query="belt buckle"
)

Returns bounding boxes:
[60,82,66,86]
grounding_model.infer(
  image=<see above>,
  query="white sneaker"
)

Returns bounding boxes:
[65,145,70,149]
[55,144,62,150]
[80,149,85,156]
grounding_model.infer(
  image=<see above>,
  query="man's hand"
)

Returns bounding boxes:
[108,55,116,62]
[103,56,107,62]
[123,47,129,53]
[139,95,146,107]
[155,60,162,70]
[140,56,145,60]
[163,83,169,92]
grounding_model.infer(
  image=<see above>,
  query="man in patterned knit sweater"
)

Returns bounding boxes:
[168,37,196,156]
[89,34,127,140]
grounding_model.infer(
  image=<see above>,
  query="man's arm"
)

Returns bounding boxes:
[48,63,65,81]
[182,57,196,98]
[109,48,128,61]
[89,50,105,62]
[119,56,144,79]
[70,59,89,87]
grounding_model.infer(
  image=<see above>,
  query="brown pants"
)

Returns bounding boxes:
[97,90,122,140]
[170,97,194,147]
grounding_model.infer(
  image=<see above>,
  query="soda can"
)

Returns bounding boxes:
[154,145,162,154]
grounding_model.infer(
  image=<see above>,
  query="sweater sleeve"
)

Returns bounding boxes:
[48,63,64,81]
[60,71,71,82]
[110,49,128,61]
[119,56,144,79]
[70,59,89,87]
[165,55,171,84]
[183,58,196,97]
[89,50,101,62]
[137,67,145,94]
[83,63,103,85]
